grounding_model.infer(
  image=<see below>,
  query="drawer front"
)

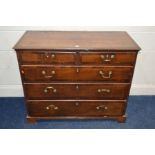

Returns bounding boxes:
[18,52,75,64]
[27,101,126,117]
[80,52,137,65]
[78,84,130,100]
[25,83,130,100]
[21,66,133,83]
[25,84,77,99]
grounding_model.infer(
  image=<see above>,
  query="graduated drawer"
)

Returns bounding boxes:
[21,66,133,83]
[27,100,126,117]
[17,51,75,64]
[80,52,137,66]
[24,83,130,100]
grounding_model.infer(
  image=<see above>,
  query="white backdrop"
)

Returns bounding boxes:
[0,26,154,96]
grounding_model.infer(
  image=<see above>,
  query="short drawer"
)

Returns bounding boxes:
[18,51,75,64]
[27,101,126,117]
[25,83,130,100]
[25,84,77,100]
[80,52,137,66]
[21,66,133,83]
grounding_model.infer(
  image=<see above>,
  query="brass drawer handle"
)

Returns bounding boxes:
[46,104,58,110]
[100,54,115,62]
[42,70,46,75]
[96,105,108,110]
[99,70,112,79]
[51,54,56,59]
[44,86,57,93]
[42,70,55,78]
[45,53,50,58]
[45,53,56,59]
[98,89,111,93]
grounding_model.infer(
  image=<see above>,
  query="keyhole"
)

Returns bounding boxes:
[76,85,79,90]
[75,102,79,106]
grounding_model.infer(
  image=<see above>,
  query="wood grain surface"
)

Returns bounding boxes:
[14,31,141,50]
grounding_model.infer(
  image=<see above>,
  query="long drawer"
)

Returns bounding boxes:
[27,100,126,117]
[24,83,130,100]
[21,66,133,83]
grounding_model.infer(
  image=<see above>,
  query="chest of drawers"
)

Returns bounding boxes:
[14,31,140,123]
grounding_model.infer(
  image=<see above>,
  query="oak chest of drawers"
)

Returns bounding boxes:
[14,31,141,123]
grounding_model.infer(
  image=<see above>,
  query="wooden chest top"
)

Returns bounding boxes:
[14,31,140,51]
